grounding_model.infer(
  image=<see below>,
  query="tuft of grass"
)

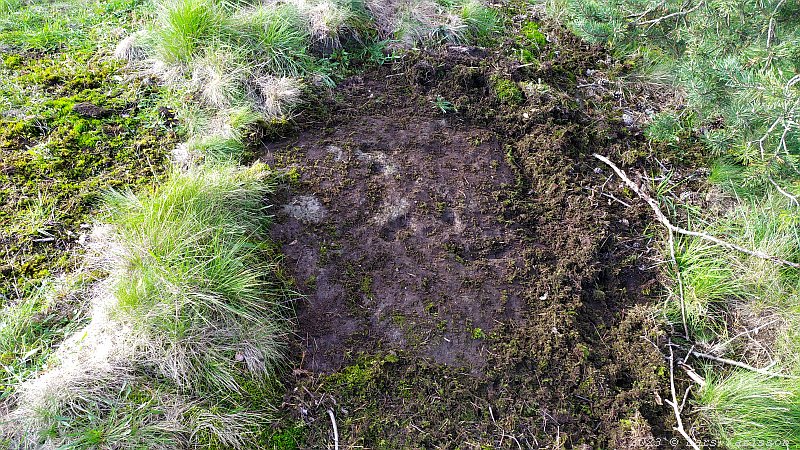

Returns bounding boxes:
[249,75,303,119]
[665,195,800,340]
[0,276,90,401]
[697,371,800,449]
[453,0,498,43]
[104,163,288,392]
[151,0,227,64]
[2,164,293,449]
[390,0,499,46]
[708,157,746,191]
[189,45,249,109]
[0,0,21,14]
[289,0,356,49]
[667,237,742,340]
[231,3,311,76]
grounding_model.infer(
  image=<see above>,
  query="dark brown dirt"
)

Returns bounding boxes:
[263,13,683,449]
[268,112,526,372]
[71,102,111,118]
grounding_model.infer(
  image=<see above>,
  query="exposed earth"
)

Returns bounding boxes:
[262,16,684,450]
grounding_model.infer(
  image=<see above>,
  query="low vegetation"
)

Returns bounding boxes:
[1,0,501,448]
[113,0,498,163]
[554,0,800,446]
[3,164,291,448]
[11,0,798,446]
[0,0,177,303]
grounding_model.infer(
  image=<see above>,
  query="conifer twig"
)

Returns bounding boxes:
[593,153,800,269]
[635,0,703,26]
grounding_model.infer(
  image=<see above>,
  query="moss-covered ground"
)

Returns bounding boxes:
[0,0,177,302]
[0,0,177,399]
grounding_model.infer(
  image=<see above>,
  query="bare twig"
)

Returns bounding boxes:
[691,350,797,379]
[636,1,704,26]
[593,153,800,269]
[768,176,800,207]
[766,0,786,49]
[627,0,667,20]
[667,228,689,339]
[327,409,339,450]
[680,363,707,387]
[711,318,781,354]
[490,405,523,450]
[665,344,702,450]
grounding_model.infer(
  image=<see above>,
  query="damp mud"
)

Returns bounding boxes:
[263,14,682,449]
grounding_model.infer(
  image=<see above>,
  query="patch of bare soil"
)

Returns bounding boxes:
[263,18,679,449]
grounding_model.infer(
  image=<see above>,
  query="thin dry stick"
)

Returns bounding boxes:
[665,344,701,450]
[636,0,704,26]
[327,409,339,450]
[766,0,786,49]
[593,153,800,269]
[667,228,689,339]
[627,0,667,20]
[768,176,800,207]
[691,350,797,379]
[711,318,781,354]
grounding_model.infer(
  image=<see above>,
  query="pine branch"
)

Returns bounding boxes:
[635,0,704,26]
[593,153,800,269]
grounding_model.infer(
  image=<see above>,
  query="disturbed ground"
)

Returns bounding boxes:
[262,13,684,450]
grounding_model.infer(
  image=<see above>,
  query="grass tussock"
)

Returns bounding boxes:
[1,164,291,449]
[0,276,91,402]
[112,0,498,163]
[661,192,800,443]
[667,237,741,340]
[667,194,800,347]
[152,0,228,65]
[697,371,800,449]
[372,0,498,45]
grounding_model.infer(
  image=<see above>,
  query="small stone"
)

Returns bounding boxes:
[622,113,635,127]
[283,195,327,224]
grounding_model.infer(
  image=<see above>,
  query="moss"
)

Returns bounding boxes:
[268,422,306,449]
[3,54,22,68]
[0,49,177,302]
[360,275,373,298]
[522,21,546,47]
[491,76,524,105]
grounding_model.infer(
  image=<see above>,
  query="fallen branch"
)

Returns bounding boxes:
[328,408,339,450]
[593,153,800,269]
[668,227,689,339]
[691,350,797,379]
[711,318,781,354]
[636,0,704,26]
[665,344,701,450]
